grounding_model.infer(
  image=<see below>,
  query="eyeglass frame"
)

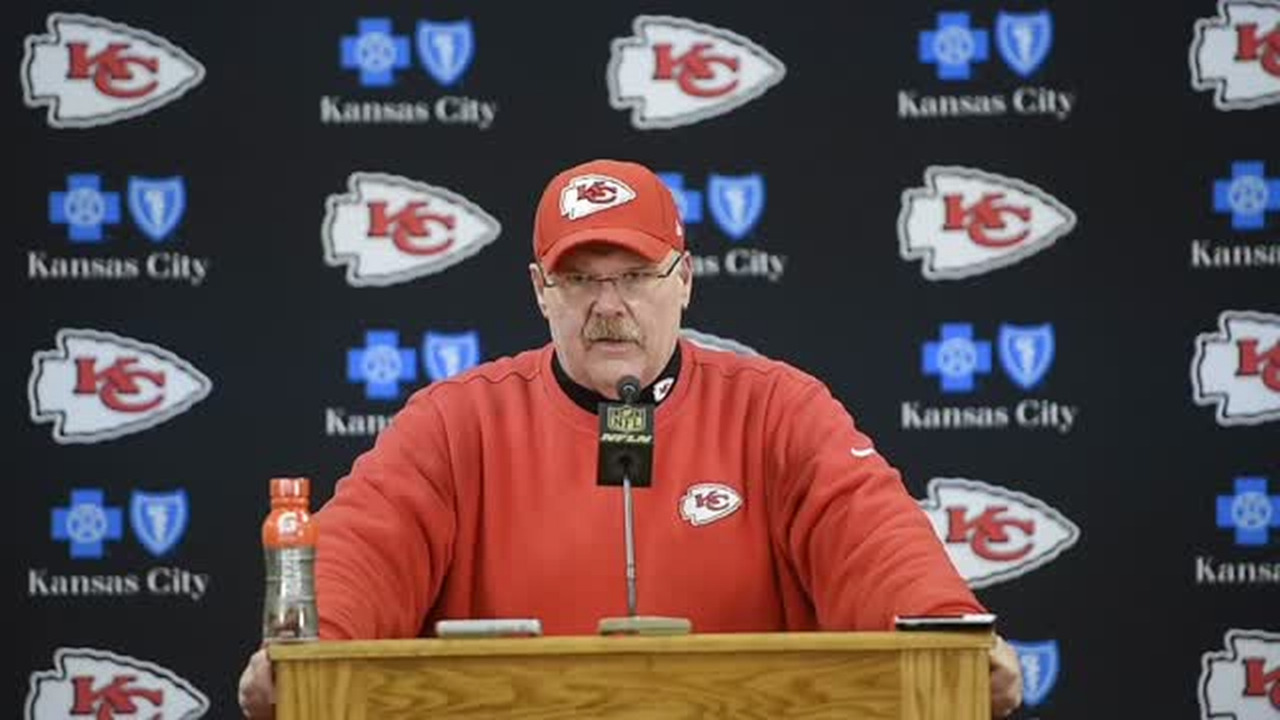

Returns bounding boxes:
[536,251,687,298]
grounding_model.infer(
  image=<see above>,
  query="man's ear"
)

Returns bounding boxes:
[678,253,693,310]
[529,263,550,319]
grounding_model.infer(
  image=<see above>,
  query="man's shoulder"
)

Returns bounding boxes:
[413,344,548,405]
[684,335,822,394]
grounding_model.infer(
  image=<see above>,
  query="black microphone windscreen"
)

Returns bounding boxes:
[617,375,641,404]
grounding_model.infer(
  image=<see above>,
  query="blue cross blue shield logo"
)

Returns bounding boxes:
[1009,640,1060,707]
[998,323,1055,390]
[127,176,186,243]
[52,489,123,559]
[129,489,189,557]
[1214,161,1280,231]
[416,20,475,87]
[424,330,480,382]
[49,174,121,243]
[919,12,989,81]
[995,11,1053,78]
[707,173,766,241]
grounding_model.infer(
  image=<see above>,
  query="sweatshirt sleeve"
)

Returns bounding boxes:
[766,376,984,630]
[314,390,456,639]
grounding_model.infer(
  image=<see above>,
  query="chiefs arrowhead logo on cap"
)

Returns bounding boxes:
[560,174,637,220]
[534,159,684,270]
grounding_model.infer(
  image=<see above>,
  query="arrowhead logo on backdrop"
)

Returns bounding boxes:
[899,165,1077,280]
[1198,628,1280,718]
[322,172,501,287]
[1192,310,1280,426]
[918,478,1080,588]
[21,13,205,128]
[607,15,786,129]
[1190,0,1280,111]
[25,646,209,719]
[29,328,212,444]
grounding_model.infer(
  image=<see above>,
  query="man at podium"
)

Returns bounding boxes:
[239,159,1022,718]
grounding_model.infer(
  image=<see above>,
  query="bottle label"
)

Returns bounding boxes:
[266,547,315,599]
[263,546,318,641]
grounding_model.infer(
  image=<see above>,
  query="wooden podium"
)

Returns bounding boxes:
[269,631,991,719]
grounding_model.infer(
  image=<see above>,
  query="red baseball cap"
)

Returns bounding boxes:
[533,159,685,271]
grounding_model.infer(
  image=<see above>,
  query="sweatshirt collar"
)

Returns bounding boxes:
[551,343,682,413]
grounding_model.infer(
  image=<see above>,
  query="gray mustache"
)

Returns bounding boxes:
[584,317,642,342]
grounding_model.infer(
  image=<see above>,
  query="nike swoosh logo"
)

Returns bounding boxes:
[850,446,877,458]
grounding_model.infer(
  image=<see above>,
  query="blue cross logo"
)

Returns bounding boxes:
[348,330,418,400]
[341,18,412,87]
[919,12,989,81]
[1216,476,1279,547]
[1213,161,1280,231]
[52,489,124,559]
[658,172,704,225]
[49,174,122,243]
[923,323,992,393]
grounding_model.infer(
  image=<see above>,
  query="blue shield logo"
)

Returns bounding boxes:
[424,331,480,382]
[707,173,766,241]
[998,323,1055,390]
[129,489,189,557]
[416,20,474,87]
[127,176,186,243]
[1009,640,1060,708]
[995,11,1053,78]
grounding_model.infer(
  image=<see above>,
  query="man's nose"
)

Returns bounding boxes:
[591,278,628,311]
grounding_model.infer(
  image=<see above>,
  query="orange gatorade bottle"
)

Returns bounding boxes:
[261,477,318,642]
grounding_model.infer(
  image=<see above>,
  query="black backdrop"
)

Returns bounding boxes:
[12,2,1277,718]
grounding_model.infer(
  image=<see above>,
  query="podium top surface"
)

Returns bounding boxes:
[268,631,993,662]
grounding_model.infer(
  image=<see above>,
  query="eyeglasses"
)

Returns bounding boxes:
[540,253,685,300]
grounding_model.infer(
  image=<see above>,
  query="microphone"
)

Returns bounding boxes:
[596,376,653,489]
[617,375,641,404]
[595,375,691,637]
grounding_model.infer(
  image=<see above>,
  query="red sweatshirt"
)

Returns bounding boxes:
[314,338,984,639]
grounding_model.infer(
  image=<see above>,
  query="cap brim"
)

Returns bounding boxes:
[539,227,672,271]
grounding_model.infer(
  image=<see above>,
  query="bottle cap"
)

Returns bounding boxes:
[270,477,310,500]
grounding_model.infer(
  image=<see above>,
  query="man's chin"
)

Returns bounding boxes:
[583,347,645,392]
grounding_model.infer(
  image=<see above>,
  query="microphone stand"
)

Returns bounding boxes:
[621,459,639,617]
[597,380,692,637]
